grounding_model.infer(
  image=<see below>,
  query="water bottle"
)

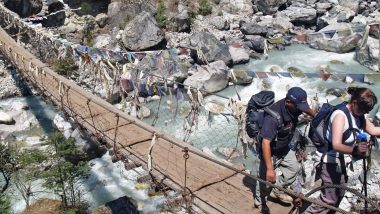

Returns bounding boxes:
[358,132,367,142]
[358,132,368,157]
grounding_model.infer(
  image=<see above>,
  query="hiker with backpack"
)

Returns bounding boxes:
[305,87,380,213]
[252,87,315,213]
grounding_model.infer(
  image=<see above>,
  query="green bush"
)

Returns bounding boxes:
[53,58,78,77]
[198,0,212,16]
[155,0,167,28]
[0,194,11,214]
[80,2,91,15]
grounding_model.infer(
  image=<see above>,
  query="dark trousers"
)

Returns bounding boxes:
[304,162,346,214]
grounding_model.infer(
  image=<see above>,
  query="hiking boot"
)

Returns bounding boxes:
[254,203,270,214]
[270,189,293,203]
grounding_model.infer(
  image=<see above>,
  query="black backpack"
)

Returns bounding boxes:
[245,91,282,138]
[308,101,362,153]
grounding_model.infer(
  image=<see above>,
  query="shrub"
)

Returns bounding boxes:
[155,0,167,28]
[198,0,212,16]
[0,194,11,214]
[53,58,78,77]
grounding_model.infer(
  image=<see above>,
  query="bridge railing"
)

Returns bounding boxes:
[2,25,367,214]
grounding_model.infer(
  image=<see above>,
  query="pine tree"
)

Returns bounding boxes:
[42,132,90,211]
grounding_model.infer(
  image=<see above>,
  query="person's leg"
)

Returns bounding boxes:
[304,163,346,214]
[276,149,299,187]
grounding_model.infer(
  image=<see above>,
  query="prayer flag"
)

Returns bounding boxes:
[254,71,268,79]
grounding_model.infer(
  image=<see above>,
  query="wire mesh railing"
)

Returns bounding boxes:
[2,3,380,212]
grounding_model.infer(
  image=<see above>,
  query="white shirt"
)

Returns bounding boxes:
[324,109,359,163]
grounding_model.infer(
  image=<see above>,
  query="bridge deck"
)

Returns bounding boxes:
[0,26,294,213]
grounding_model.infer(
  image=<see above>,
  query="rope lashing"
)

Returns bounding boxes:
[58,81,64,96]
[182,147,192,213]
[148,133,157,172]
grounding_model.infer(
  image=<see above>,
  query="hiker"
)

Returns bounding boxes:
[305,87,380,213]
[255,87,315,213]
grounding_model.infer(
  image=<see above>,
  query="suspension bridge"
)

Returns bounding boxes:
[2,7,379,213]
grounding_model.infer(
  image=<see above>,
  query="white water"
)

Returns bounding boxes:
[144,44,380,151]
[3,44,380,213]
[1,96,169,213]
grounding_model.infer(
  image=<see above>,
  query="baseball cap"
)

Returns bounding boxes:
[286,87,310,112]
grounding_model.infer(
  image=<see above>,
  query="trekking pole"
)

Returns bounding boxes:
[359,133,368,214]
[363,157,368,214]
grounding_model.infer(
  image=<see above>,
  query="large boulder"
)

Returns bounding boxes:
[189,31,232,66]
[273,15,293,33]
[356,36,379,72]
[107,1,155,29]
[0,111,14,125]
[183,61,229,93]
[42,10,66,27]
[240,22,274,37]
[316,6,356,30]
[338,0,360,14]
[244,35,266,52]
[229,46,250,65]
[254,0,288,15]
[219,0,254,15]
[122,12,165,51]
[167,0,191,32]
[210,16,230,31]
[308,24,363,53]
[4,0,42,18]
[278,6,317,26]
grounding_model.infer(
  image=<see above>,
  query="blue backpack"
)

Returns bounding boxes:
[245,91,281,138]
[308,102,363,153]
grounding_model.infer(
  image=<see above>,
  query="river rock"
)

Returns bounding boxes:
[244,35,265,52]
[338,0,360,14]
[240,22,273,37]
[167,0,191,33]
[308,23,363,53]
[189,31,232,66]
[219,0,254,15]
[107,1,155,29]
[210,16,230,31]
[122,12,165,51]
[95,13,108,28]
[229,46,250,65]
[230,69,253,85]
[0,111,14,125]
[184,61,229,93]
[254,0,288,15]
[278,6,317,26]
[356,36,379,72]
[273,15,293,33]
[103,196,138,213]
[42,10,66,27]
[93,34,115,49]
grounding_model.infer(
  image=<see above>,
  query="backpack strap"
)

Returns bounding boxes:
[339,105,360,142]
[263,107,283,130]
[325,102,360,150]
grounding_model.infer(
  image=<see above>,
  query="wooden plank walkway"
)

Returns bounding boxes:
[0,26,294,213]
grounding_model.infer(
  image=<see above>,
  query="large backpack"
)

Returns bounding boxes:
[308,101,362,153]
[245,91,282,138]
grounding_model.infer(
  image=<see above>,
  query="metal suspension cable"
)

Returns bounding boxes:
[304,184,380,211]
[2,16,380,213]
